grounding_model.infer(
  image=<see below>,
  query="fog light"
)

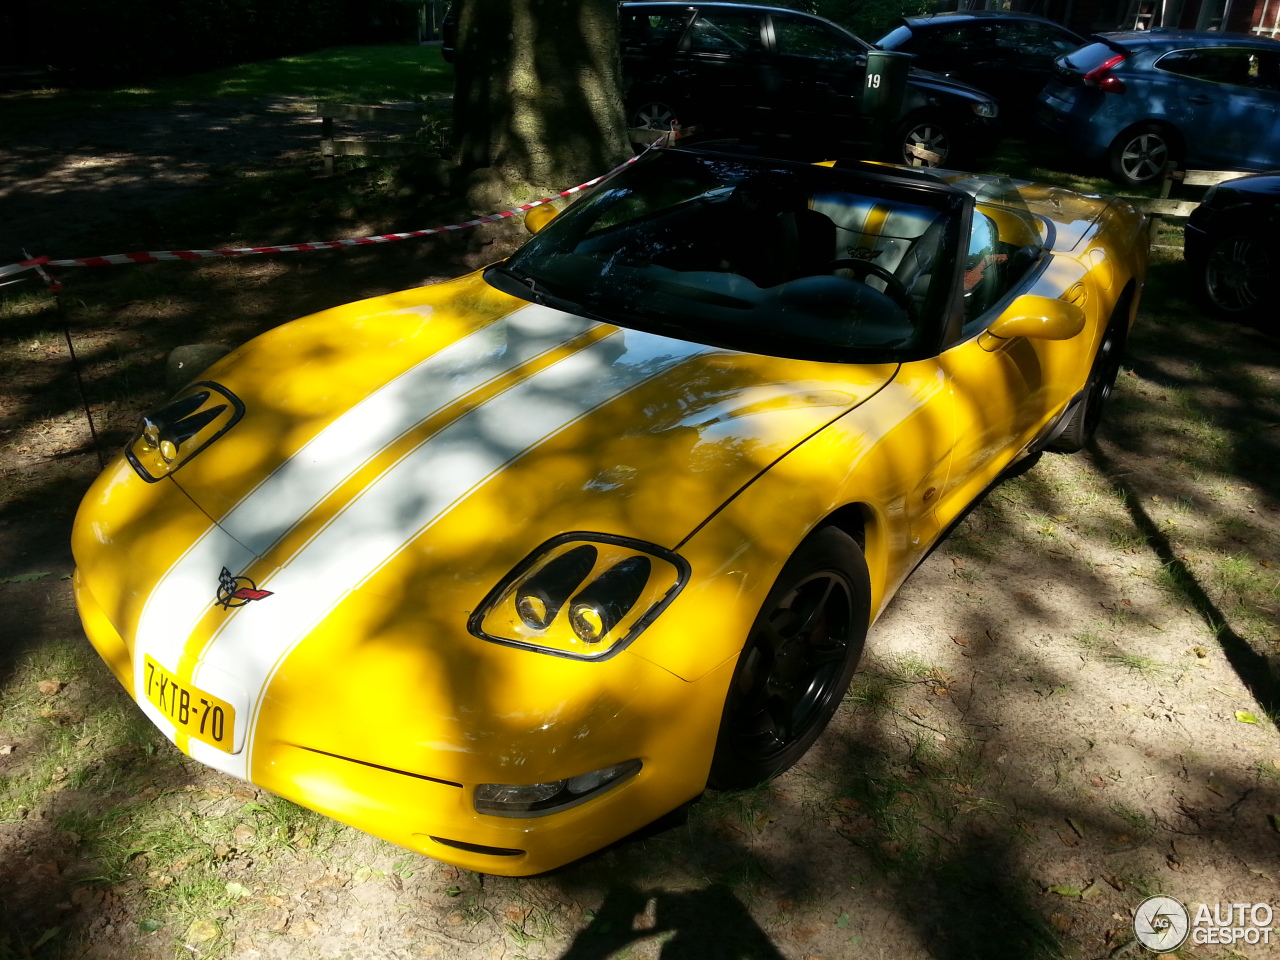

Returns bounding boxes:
[474,781,565,807]
[475,759,641,817]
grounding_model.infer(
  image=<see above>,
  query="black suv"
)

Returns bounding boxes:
[620,2,1001,167]
[875,12,1086,119]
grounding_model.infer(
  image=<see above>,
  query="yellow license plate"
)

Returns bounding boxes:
[143,656,236,753]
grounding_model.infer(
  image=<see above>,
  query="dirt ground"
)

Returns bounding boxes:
[1,97,1278,960]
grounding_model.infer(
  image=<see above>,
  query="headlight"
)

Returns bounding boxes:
[971,101,998,118]
[474,759,642,817]
[469,533,689,659]
[126,381,244,482]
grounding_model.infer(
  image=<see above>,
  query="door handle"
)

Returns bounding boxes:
[1187,94,1212,104]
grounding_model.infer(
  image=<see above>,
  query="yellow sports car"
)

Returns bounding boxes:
[72,148,1147,876]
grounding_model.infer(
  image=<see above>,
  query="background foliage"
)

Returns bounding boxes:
[24,0,422,83]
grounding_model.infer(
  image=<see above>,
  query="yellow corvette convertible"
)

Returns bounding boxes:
[72,148,1146,875]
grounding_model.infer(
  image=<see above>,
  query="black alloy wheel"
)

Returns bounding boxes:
[1203,232,1272,318]
[709,526,869,790]
[1050,309,1128,453]
[1108,123,1174,186]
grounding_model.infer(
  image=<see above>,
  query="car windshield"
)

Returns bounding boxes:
[496,152,964,363]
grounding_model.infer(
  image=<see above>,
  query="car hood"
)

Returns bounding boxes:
[168,272,898,558]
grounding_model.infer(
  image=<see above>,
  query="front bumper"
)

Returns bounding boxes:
[75,569,733,875]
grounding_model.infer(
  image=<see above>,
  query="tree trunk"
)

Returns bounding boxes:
[453,0,631,204]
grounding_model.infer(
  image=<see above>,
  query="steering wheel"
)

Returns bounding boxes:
[825,258,916,323]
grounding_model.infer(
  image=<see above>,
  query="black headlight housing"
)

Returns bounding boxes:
[468,533,689,660]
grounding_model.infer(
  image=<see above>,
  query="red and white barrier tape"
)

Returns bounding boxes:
[1,151,646,283]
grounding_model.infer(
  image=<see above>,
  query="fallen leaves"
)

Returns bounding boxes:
[37,680,64,696]
[1235,710,1259,724]
[185,919,219,943]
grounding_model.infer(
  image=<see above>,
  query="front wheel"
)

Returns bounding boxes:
[1202,231,1274,319]
[893,113,955,168]
[1049,310,1128,453]
[1107,123,1176,186]
[708,526,870,790]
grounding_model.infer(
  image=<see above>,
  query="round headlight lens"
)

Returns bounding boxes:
[515,594,548,626]
[569,602,605,642]
[513,544,598,630]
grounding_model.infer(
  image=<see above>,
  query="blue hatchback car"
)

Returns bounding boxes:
[1037,30,1280,185]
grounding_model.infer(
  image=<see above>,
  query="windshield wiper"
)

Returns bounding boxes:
[485,263,617,328]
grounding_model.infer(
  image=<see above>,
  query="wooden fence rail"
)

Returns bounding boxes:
[1129,164,1255,218]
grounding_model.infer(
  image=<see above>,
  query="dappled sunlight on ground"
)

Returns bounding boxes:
[1,84,1278,958]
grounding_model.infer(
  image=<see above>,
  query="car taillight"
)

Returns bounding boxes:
[1083,54,1127,93]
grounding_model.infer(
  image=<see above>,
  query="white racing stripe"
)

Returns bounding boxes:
[131,303,592,750]
[217,304,595,556]
[132,304,591,701]
[191,328,712,779]
[135,307,709,780]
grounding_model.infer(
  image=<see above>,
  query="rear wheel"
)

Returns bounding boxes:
[1202,231,1274,319]
[1107,123,1176,186]
[708,526,870,790]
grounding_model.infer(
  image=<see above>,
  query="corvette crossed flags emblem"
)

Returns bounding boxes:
[215,567,273,609]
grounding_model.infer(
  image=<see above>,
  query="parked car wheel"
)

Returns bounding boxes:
[894,113,954,168]
[1050,304,1128,453]
[1202,231,1273,318]
[630,97,684,133]
[1107,123,1176,186]
[708,526,869,790]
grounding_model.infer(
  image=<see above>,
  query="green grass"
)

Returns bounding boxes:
[0,43,453,135]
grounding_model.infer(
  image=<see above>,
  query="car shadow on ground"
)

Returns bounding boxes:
[558,884,787,960]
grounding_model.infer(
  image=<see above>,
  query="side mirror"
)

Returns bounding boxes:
[525,205,558,235]
[981,294,1085,351]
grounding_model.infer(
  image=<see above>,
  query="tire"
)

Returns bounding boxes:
[708,526,870,790]
[893,113,955,168]
[1107,123,1176,187]
[1202,231,1274,319]
[1049,308,1128,453]
[630,97,682,134]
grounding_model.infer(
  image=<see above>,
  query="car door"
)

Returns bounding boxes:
[933,202,1088,524]
[1155,46,1280,168]
[674,7,768,135]
[764,12,871,148]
